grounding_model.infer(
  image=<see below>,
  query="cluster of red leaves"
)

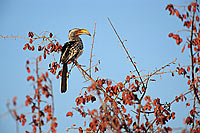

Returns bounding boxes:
[12,96,17,106]
[75,94,96,106]
[66,112,73,117]
[46,42,62,54]
[67,69,183,132]
[105,81,123,96]
[144,96,152,111]
[49,62,61,78]
[19,114,27,126]
[167,3,200,130]
[177,66,187,76]
[24,32,63,76]
[175,93,187,103]
[165,4,184,21]
[44,105,58,132]
[168,33,183,45]
[25,95,32,106]
[122,90,139,105]
[85,108,123,132]
[166,2,200,54]
[11,104,27,127]
[23,43,35,51]
[166,3,199,22]
[22,59,57,132]
[156,126,172,132]
[11,97,28,127]
[153,98,175,126]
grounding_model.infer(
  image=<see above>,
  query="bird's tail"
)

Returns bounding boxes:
[61,63,68,93]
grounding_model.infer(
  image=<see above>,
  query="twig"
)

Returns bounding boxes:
[107,17,146,127]
[144,58,177,89]
[46,76,56,133]
[0,32,56,46]
[36,58,42,133]
[107,17,145,88]
[6,102,19,133]
[89,22,96,77]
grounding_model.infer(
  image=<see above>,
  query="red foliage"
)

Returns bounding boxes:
[12,96,17,106]
[5,2,200,132]
[66,112,73,117]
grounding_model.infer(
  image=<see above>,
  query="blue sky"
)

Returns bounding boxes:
[0,0,193,132]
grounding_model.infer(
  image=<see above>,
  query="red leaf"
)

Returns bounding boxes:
[13,96,17,106]
[39,55,42,62]
[28,32,34,38]
[168,33,173,37]
[179,38,183,43]
[66,112,73,117]
[45,72,49,78]
[187,80,191,85]
[183,14,186,19]
[188,43,191,48]
[188,5,191,12]
[23,43,29,50]
[187,66,190,72]
[168,127,172,131]
[173,34,179,40]
[38,46,42,51]
[181,44,185,53]
[27,76,35,81]
[126,75,130,82]
[193,6,196,13]
[43,52,46,59]
[175,10,179,17]
[29,39,33,44]
[194,47,198,52]
[95,67,98,72]
[47,43,52,49]
[31,46,34,51]
[196,16,199,22]
[28,46,32,50]
[27,67,31,73]
[49,33,53,38]
[186,103,190,106]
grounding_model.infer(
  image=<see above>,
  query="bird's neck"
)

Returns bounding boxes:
[69,36,82,42]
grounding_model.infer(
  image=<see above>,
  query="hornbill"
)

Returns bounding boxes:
[60,28,91,93]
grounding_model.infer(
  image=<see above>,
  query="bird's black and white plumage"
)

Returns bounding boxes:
[60,28,91,93]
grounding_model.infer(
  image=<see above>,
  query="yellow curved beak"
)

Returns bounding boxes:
[76,29,91,36]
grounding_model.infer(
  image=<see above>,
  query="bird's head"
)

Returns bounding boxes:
[68,28,91,41]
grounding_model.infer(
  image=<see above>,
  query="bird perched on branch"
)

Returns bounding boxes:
[60,28,91,93]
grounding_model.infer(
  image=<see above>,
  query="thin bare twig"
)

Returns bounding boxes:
[145,58,177,88]
[6,102,19,133]
[89,22,96,77]
[0,32,57,46]
[107,17,145,88]
[107,17,146,127]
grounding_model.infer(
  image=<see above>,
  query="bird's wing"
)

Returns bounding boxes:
[60,41,83,64]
